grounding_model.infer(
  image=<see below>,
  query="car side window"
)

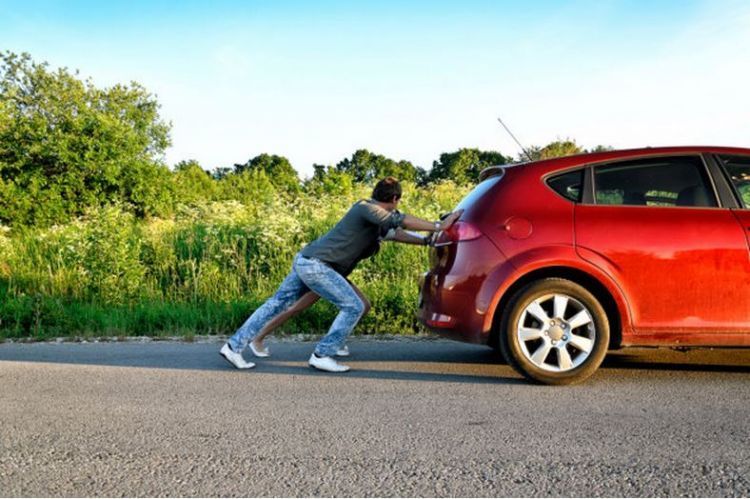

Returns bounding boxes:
[718,155,750,209]
[547,169,583,202]
[593,156,717,208]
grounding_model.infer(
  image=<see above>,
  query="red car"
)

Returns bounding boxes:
[418,146,750,384]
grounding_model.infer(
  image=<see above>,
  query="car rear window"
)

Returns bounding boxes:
[547,169,583,202]
[455,174,503,211]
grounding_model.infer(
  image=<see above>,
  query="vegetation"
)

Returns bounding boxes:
[0,183,468,339]
[0,52,611,339]
[0,52,172,226]
[428,148,512,185]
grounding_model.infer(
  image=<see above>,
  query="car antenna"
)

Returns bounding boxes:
[497,117,534,162]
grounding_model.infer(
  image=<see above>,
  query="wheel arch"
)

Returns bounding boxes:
[487,266,624,351]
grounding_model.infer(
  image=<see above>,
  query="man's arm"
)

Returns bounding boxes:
[385,228,431,245]
[402,210,463,232]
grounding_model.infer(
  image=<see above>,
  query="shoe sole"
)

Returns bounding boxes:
[219,351,255,369]
[308,362,350,373]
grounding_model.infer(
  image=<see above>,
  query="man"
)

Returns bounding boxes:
[220,177,461,373]
[242,227,403,359]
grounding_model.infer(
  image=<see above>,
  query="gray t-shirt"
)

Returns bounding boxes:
[300,199,406,275]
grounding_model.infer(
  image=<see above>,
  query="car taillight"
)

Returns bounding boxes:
[435,221,483,245]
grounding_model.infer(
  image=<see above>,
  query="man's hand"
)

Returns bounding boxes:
[438,210,463,231]
[425,231,439,246]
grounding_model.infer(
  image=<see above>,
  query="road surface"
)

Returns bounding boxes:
[1,338,749,496]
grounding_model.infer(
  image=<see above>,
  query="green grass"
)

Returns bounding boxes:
[0,181,470,339]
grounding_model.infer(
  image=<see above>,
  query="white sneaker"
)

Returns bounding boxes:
[308,353,350,373]
[220,344,255,369]
[249,341,270,358]
[335,345,350,357]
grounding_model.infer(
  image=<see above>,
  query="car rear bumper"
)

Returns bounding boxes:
[417,237,504,345]
[418,273,490,344]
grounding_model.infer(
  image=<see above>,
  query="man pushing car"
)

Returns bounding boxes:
[220,176,462,372]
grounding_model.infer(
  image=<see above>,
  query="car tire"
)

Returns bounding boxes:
[499,278,609,385]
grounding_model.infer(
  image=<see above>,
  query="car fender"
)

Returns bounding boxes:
[476,244,634,336]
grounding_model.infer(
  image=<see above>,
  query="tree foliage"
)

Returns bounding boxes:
[334,149,423,184]
[233,153,300,193]
[428,148,511,185]
[173,160,218,204]
[305,163,356,196]
[217,169,278,205]
[0,51,173,226]
[523,139,583,162]
[586,144,614,153]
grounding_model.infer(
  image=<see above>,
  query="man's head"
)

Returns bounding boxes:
[372,177,402,209]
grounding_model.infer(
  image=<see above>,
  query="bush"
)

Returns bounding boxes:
[0,183,471,338]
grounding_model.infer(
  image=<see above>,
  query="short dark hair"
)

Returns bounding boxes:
[372,177,402,202]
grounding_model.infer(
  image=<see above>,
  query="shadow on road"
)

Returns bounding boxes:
[0,339,749,384]
[0,339,524,385]
[602,349,750,373]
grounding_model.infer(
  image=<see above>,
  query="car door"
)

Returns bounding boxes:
[575,154,750,335]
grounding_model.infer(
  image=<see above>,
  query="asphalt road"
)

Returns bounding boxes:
[1,338,749,497]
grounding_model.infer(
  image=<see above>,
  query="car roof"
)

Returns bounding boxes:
[558,145,750,161]
[518,145,750,175]
[479,146,750,181]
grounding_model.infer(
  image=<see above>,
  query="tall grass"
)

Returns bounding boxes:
[0,181,469,339]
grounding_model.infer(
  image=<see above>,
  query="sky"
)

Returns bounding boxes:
[1,0,749,178]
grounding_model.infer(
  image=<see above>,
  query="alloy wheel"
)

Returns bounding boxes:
[515,293,596,373]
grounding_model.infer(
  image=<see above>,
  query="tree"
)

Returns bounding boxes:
[173,160,218,204]
[217,168,277,205]
[211,166,233,180]
[586,145,614,153]
[233,153,300,193]
[304,163,355,196]
[428,148,511,185]
[523,139,583,162]
[520,141,614,162]
[334,149,420,183]
[0,51,173,225]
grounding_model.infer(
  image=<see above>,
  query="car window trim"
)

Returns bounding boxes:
[583,153,721,208]
[583,167,595,204]
[706,153,745,209]
[697,154,724,208]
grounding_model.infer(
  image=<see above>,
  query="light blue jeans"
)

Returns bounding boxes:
[227,254,366,357]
